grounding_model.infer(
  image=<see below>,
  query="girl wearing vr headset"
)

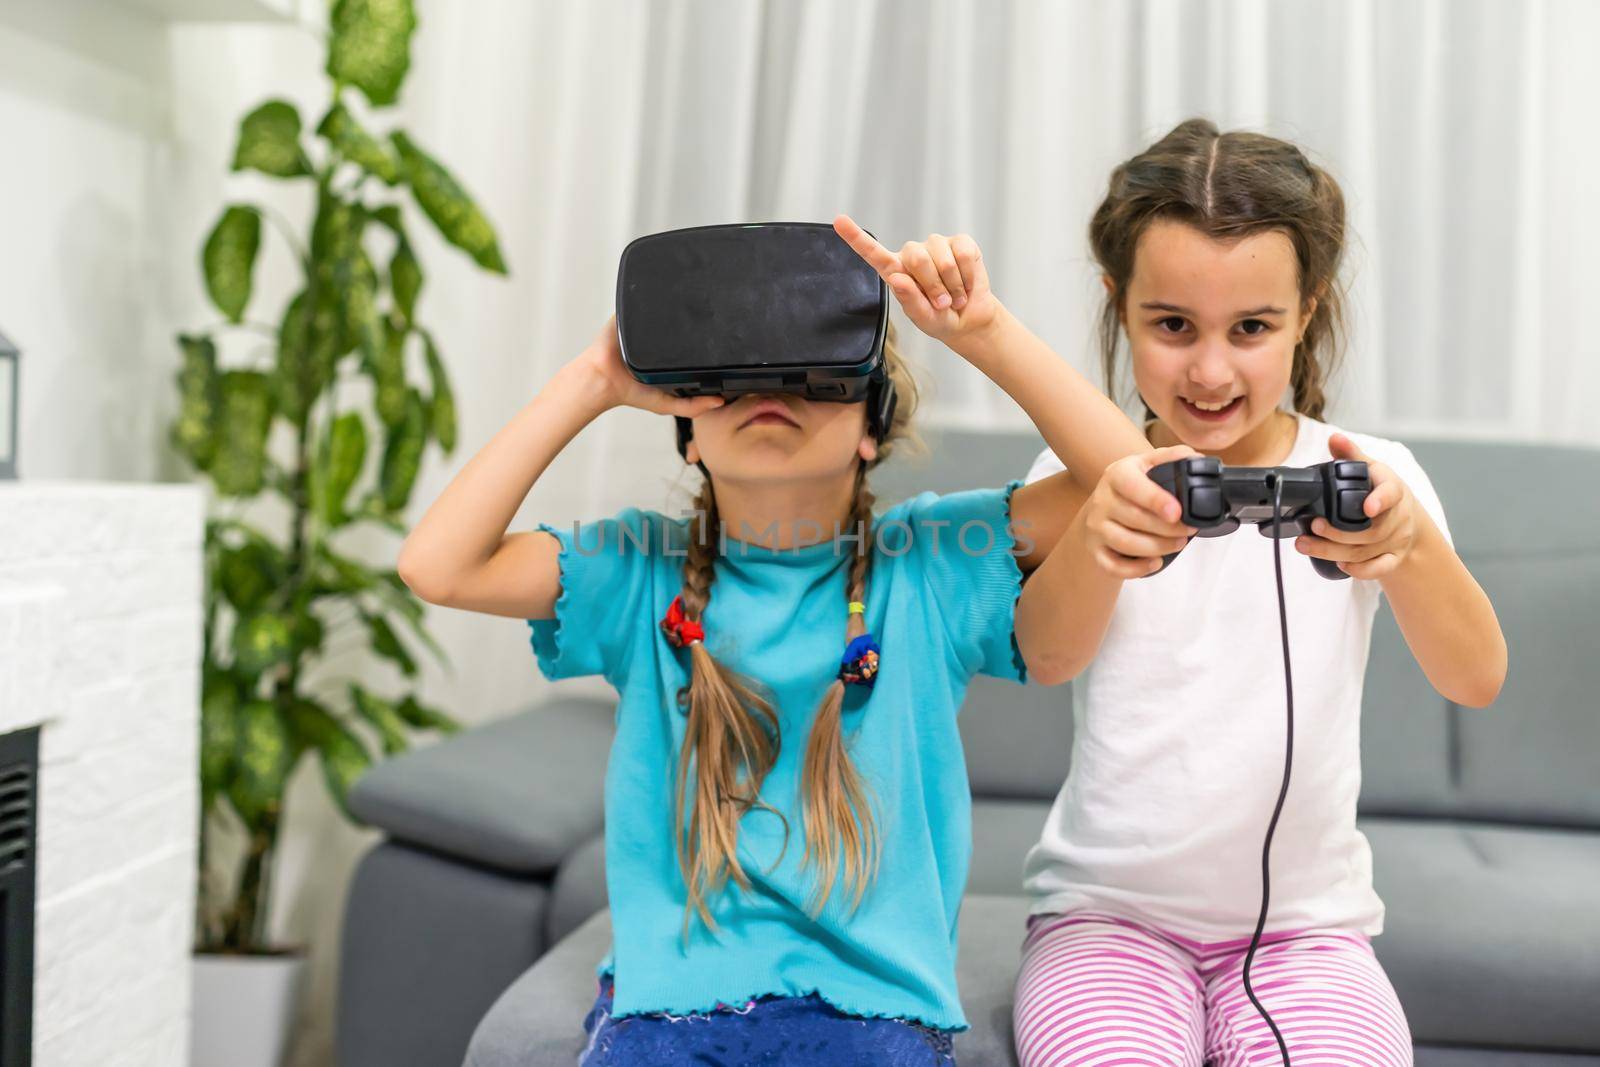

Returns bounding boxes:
[399,215,1166,1063]
[1010,120,1507,1067]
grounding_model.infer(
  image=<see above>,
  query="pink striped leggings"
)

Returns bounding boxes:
[1013,913,1412,1066]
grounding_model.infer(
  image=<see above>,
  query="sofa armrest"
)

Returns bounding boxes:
[350,694,614,875]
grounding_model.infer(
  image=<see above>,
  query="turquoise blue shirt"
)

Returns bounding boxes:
[526,479,1028,1030]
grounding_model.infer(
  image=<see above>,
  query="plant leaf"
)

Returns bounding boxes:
[211,371,274,496]
[352,493,408,535]
[420,330,455,453]
[200,669,241,814]
[315,411,367,527]
[227,699,297,826]
[312,542,377,595]
[289,607,325,659]
[318,725,372,820]
[327,0,417,109]
[232,100,310,178]
[396,693,459,734]
[345,251,384,365]
[369,203,403,232]
[308,190,381,372]
[390,238,422,321]
[379,387,427,511]
[273,290,341,426]
[202,206,262,322]
[316,101,399,184]
[171,334,221,469]
[369,321,408,428]
[361,608,416,677]
[392,131,507,273]
[218,539,286,614]
[391,611,448,671]
[231,611,295,674]
[348,683,410,755]
[286,698,372,820]
[311,188,361,268]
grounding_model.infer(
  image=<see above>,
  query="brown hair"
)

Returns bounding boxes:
[672,322,921,933]
[1090,118,1349,420]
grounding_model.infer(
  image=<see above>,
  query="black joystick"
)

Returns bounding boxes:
[1147,456,1373,580]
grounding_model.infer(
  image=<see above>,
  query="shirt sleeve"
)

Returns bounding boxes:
[892,479,1029,684]
[1024,446,1065,486]
[526,507,665,688]
[1375,441,1453,548]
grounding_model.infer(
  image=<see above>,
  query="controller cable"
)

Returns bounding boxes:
[1240,474,1294,1065]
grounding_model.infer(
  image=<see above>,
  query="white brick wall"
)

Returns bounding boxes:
[0,482,203,1066]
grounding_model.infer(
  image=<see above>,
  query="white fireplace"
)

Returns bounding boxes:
[0,482,203,1065]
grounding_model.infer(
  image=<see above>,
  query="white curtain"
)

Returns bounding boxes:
[158,3,1600,1062]
[372,0,1600,535]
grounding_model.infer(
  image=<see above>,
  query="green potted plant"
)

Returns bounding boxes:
[169,2,506,1061]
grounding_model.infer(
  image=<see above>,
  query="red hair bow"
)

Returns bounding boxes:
[660,595,705,648]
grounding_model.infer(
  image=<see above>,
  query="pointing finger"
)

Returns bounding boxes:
[833,214,901,279]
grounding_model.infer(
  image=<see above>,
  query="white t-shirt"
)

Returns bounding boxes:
[1021,413,1452,940]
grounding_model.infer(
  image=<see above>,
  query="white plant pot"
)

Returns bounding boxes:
[191,952,307,1067]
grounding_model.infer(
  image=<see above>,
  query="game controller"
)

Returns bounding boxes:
[1147,455,1373,580]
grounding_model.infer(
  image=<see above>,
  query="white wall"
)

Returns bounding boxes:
[0,0,184,484]
[0,482,203,1066]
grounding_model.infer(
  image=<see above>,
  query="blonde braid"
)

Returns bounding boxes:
[673,479,784,934]
[799,467,881,914]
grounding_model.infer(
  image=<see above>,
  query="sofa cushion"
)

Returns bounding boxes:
[1365,817,1600,1050]
[960,674,1076,803]
[466,896,1035,1067]
[349,696,614,875]
[338,842,551,1067]
[1449,553,1600,826]
[466,908,612,1067]
[951,894,1031,1065]
[547,833,606,946]
[969,798,1049,896]
[467,873,1600,1067]
[1360,439,1600,828]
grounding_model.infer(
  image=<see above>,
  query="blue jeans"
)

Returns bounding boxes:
[578,975,959,1067]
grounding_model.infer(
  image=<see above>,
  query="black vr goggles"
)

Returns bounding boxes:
[614,222,899,462]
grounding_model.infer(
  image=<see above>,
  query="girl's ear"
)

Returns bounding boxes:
[1102,273,1126,327]
[858,435,879,463]
[685,438,701,465]
[1299,294,1319,344]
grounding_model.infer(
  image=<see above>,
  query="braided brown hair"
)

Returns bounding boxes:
[671,322,920,932]
[1091,117,1349,420]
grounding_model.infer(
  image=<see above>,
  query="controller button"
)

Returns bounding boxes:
[1190,486,1225,521]
[1185,457,1214,476]
[1334,460,1367,480]
[1337,489,1367,524]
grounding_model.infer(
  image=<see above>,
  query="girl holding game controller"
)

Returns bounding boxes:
[1013,119,1507,1066]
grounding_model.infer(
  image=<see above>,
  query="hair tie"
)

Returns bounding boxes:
[660,595,704,649]
[838,632,880,687]
[848,601,866,615]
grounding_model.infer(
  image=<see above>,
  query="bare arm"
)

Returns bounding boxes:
[832,215,1150,574]
[1298,433,1507,707]
[957,305,1149,498]
[1014,448,1196,684]
[396,320,723,619]
[1378,514,1506,707]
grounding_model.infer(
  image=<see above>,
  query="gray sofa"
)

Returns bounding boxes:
[337,430,1600,1066]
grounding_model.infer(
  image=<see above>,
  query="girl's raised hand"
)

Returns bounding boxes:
[833,214,1000,347]
[573,316,728,419]
[1081,445,1202,579]
[1296,434,1421,580]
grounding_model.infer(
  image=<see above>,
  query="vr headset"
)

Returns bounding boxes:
[614,222,899,462]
